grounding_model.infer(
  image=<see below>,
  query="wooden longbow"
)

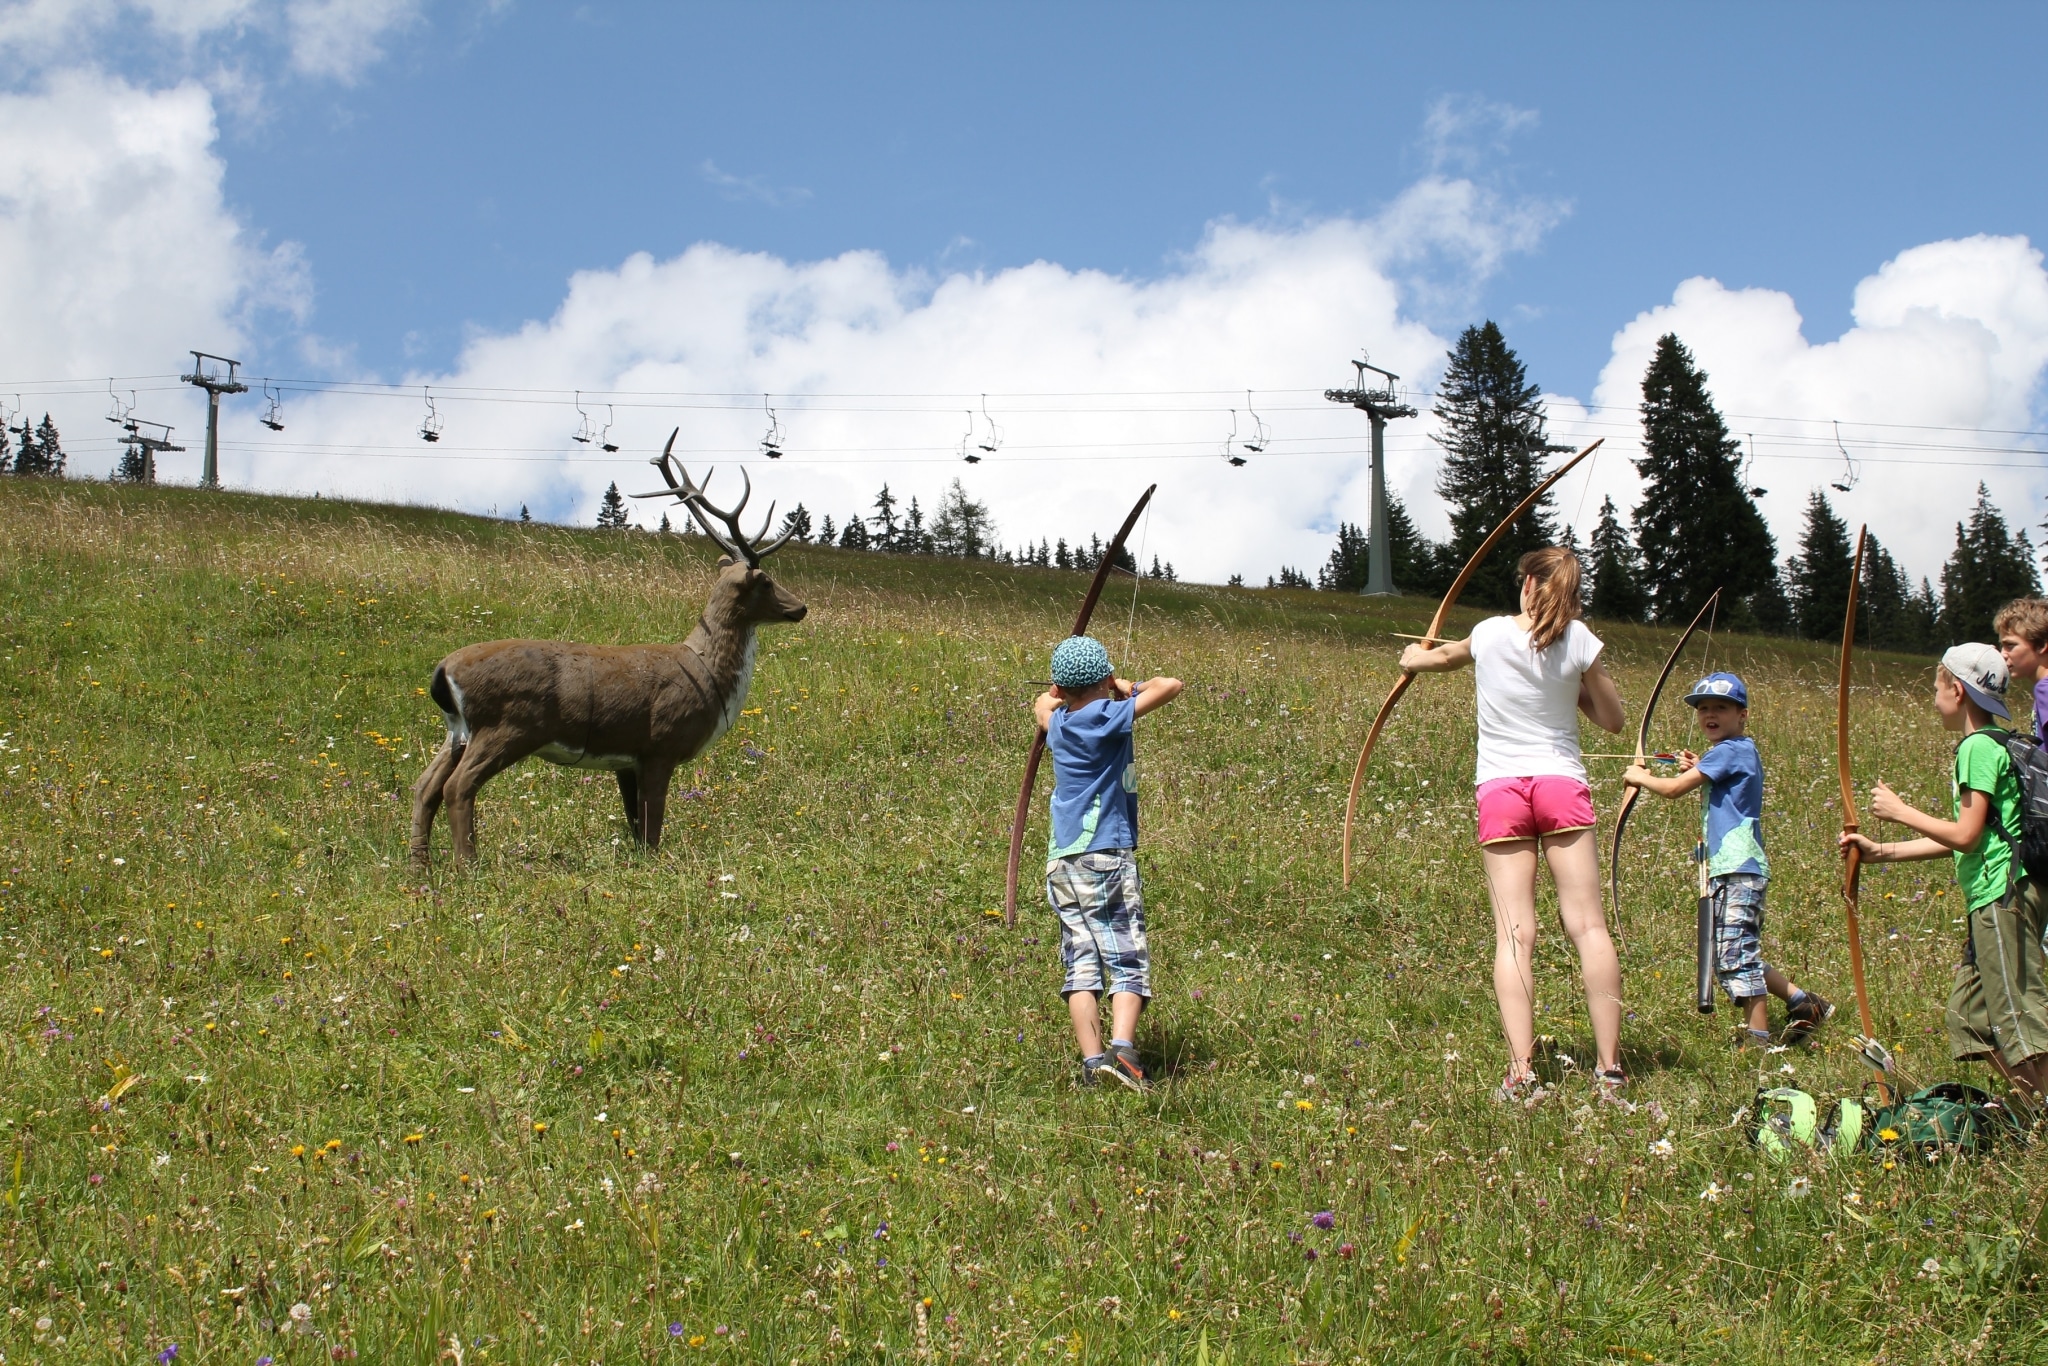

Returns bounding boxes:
[1340,439,1603,887]
[1002,484,1158,927]
[1606,588,1720,944]
[1838,524,1887,1099]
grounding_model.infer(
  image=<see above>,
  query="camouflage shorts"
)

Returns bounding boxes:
[1712,873,1770,1002]
[1045,849,1152,999]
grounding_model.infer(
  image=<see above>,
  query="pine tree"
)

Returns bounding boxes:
[1228,573,1244,587]
[778,504,813,543]
[33,414,63,476]
[595,482,630,529]
[818,514,835,544]
[1147,554,1165,580]
[1432,322,1562,610]
[1631,335,1777,625]
[657,512,672,535]
[1385,495,1449,596]
[114,438,151,483]
[1749,564,1793,636]
[1786,491,1856,640]
[839,514,870,551]
[869,485,900,551]
[520,504,532,523]
[1055,538,1071,569]
[903,497,928,554]
[1940,484,2043,641]
[1318,522,1369,592]
[1859,535,1927,653]
[1164,562,1177,582]
[1587,497,1645,622]
[929,480,996,557]
[1274,566,1311,589]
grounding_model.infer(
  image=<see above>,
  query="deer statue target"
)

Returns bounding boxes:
[409,433,807,865]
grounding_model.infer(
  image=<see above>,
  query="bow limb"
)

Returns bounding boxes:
[1606,588,1721,942]
[1340,439,1603,888]
[1838,525,1881,1086]
[1004,484,1159,927]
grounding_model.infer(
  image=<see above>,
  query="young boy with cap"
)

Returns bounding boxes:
[1625,671,1833,1046]
[1994,597,2048,739]
[1839,644,2048,1102]
[1032,635,1182,1090]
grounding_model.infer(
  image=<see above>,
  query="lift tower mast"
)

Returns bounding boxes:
[182,351,247,489]
[1325,357,1416,596]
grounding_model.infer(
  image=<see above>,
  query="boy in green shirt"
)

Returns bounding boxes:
[1840,643,2048,1102]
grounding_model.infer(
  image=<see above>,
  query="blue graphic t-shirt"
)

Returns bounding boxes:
[1696,735,1769,878]
[1046,696,1138,860]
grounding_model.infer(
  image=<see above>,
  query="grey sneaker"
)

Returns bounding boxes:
[1078,1055,1111,1088]
[1782,993,1835,1046]
[1106,1044,1148,1092]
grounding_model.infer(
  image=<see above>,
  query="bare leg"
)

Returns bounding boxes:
[1481,838,1541,1076]
[1543,828,1623,1073]
[443,738,521,864]
[1742,996,1771,1034]
[409,740,463,867]
[637,761,675,851]
[615,769,642,842]
[1067,990,1103,1057]
[1109,991,1145,1044]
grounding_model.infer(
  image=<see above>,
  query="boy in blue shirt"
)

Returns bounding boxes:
[1033,635,1183,1090]
[1624,672,1833,1047]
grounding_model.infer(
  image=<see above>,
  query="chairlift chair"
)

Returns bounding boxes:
[261,381,285,432]
[1242,391,1268,453]
[977,395,1002,455]
[1829,420,1859,493]
[1222,410,1246,467]
[959,410,980,464]
[1741,433,1765,497]
[419,387,443,443]
[761,395,784,459]
[572,391,595,445]
[106,380,135,427]
[600,405,619,453]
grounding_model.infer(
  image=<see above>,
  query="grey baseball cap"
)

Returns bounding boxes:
[1941,643,2010,720]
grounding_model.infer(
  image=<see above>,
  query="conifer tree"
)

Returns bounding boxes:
[114,440,150,483]
[902,497,928,554]
[778,504,813,543]
[1273,566,1311,589]
[929,480,996,557]
[1858,535,1930,654]
[1631,335,1777,625]
[1940,484,2043,641]
[1748,564,1793,636]
[1432,322,1562,610]
[520,504,532,523]
[1384,495,1449,596]
[595,482,630,529]
[657,512,672,535]
[1228,573,1244,587]
[839,514,870,551]
[1317,522,1369,592]
[32,414,63,476]
[1055,538,1071,569]
[1786,491,1855,640]
[818,514,835,544]
[869,485,900,551]
[1587,497,1645,622]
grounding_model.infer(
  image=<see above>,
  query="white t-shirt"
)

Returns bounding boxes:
[1468,614,1604,786]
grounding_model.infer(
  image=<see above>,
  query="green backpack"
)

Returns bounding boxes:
[1863,1083,2022,1157]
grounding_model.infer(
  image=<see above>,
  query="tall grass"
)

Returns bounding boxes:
[0,479,2041,1364]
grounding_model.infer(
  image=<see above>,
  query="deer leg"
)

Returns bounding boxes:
[615,768,642,843]
[409,740,465,868]
[637,761,676,851]
[443,737,521,865]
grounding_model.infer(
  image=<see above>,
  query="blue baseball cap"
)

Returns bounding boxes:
[1683,672,1748,708]
[1051,635,1114,689]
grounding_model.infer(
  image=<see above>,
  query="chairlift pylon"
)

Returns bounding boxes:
[419,387,442,443]
[261,380,285,432]
[572,391,595,445]
[1222,410,1246,467]
[959,410,980,464]
[1242,390,1268,453]
[761,395,784,459]
[1829,420,1859,493]
[600,405,619,453]
[977,394,1002,456]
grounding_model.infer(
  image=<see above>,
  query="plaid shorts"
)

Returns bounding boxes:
[1045,848,1152,998]
[1711,873,1771,1001]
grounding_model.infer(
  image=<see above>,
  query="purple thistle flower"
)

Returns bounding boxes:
[1311,1210,1335,1230]
[157,1347,179,1364]
[668,1323,685,1337]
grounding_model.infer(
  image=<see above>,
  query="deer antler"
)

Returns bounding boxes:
[630,429,794,567]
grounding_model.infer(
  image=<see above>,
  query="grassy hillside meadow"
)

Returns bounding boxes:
[0,478,2043,1364]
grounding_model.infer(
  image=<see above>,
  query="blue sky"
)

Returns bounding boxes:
[1,1,2044,583]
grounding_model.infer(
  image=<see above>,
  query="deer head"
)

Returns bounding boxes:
[635,429,807,622]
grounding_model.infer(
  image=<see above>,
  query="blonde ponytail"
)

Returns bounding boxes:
[1517,547,1582,652]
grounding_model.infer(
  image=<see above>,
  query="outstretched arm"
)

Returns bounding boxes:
[1126,675,1184,720]
[1841,780,1992,862]
[1399,638,1472,673]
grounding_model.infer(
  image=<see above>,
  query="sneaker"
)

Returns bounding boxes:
[1078,1057,1107,1088]
[1595,1067,1630,1107]
[1782,993,1835,1045]
[1493,1065,1540,1106]
[1106,1044,1148,1092]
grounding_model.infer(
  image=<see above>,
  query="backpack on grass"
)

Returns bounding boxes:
[1983,730,2048,885]
[1863,1083,2023,1158]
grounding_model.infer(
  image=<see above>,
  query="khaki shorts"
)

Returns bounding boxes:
[1947,877,2048,1068]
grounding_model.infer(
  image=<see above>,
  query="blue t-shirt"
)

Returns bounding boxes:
[1045,696,1138,859]
[1696,735,1769,878]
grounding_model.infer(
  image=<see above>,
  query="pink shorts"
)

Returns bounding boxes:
[1474,776,1596,845]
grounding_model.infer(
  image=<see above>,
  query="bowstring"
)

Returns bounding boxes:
[1122,502,1150,668]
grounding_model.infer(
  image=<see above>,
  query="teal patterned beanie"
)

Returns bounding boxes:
[1051,635,1114,689]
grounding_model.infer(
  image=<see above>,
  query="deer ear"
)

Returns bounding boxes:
[716,554,738,569]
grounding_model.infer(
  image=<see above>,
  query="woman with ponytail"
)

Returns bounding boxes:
[1397,547,1629,1103]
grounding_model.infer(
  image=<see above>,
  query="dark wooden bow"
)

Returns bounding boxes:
[1340,439,1602,887]
[1838,524,1885,1096]
[1606,588,1720,942]
[1002,484,1158,926]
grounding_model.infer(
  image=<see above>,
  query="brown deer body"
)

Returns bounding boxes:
[410,447,805,865]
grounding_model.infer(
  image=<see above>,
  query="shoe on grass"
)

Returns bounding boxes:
[1595,1067,1631,1108]
[1078,1055,1110,1088]
[1782,993,1835,1045]
[1493,1066,1540,1106]
[1106,1044,1148,1092]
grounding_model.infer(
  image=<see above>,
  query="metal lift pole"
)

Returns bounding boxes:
[1324,357,1416,596]
[182,351,247,489]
